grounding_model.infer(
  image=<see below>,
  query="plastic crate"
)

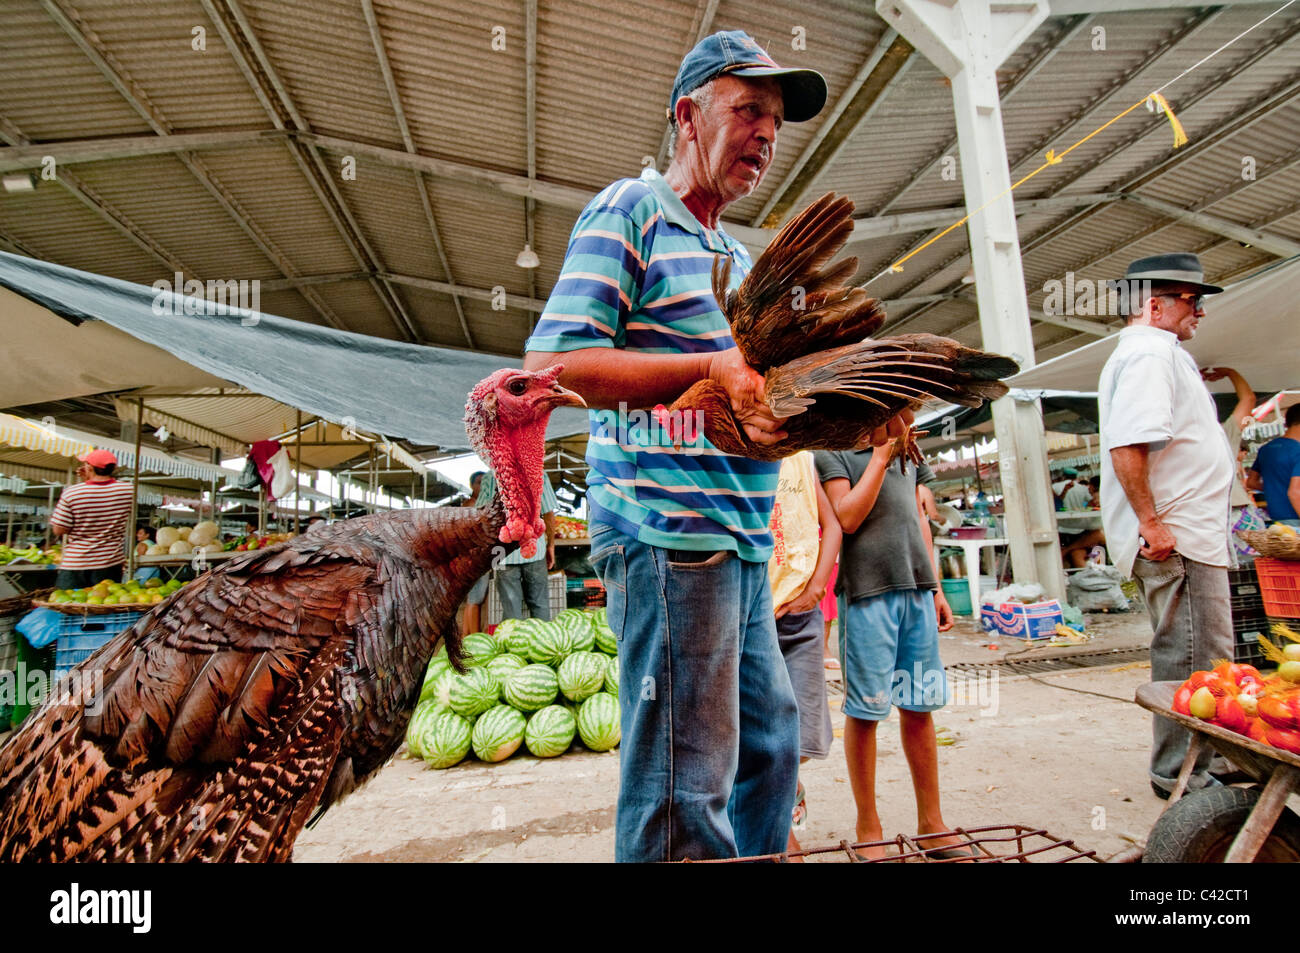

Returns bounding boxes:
[1228,566,1266,613]
[0,616,17,673]
[1256,558,1300,617]
[53,610,143,680]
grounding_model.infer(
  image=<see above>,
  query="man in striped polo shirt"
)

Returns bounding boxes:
[525,31,906,861]
[50,449,135,589]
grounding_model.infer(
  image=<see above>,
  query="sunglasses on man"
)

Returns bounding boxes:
[1159,291,1204,310]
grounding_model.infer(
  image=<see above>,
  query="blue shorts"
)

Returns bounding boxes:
[839,588,949,720]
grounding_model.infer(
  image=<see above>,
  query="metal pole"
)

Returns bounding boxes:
[294,410,303,534]
[128,398,143,576]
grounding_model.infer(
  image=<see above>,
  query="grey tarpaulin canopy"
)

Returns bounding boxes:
[0,252,588,450]
[1007,256,1300,395]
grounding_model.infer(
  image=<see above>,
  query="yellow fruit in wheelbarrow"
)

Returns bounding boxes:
[1278,661,1300,683]
[1189,686,1218,720]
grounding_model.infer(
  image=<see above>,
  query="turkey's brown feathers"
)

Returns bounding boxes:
[0,501,506,862]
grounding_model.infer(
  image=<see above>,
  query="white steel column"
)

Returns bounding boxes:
[877,0,1065,600]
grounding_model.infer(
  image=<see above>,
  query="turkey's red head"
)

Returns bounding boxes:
[464,366,585,557]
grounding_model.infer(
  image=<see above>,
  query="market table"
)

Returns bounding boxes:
[1055,509,1103,532]
[136,549,242,580]
[936,536,1007,613]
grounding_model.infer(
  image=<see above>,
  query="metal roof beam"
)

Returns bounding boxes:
[751,29,913,227]
[1050,0,1263,12]
[41,0,347,331]
[873,13,1094,217]
[0,130,279,171]
[654,0,721,171]
[201,0,420,344]
[1120,193,1300,258]
[524,0,538,329]
[360,0,473,348]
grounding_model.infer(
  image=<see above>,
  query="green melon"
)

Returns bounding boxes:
[487,652,527,694]
[557,651,608,703]
[576,692,621,751]
[590,607,618,655]
[419,656,451,703]
[462,631,501,666]
[446,667,500,719]
[495,617,533,658]
[471,704,527,763]
[525,705,576,758]
[526,619,573,666]
[554,608,596,653]
[422,667,455,709]
[502,663,559,712]
[421,710,474,769]
[604,654,619,698]
[405,699,441,759]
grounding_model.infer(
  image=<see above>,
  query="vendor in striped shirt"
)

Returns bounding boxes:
[525,31,907,862]
[49,449,135,589]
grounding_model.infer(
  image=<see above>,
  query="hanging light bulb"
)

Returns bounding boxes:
[516,243,540,268]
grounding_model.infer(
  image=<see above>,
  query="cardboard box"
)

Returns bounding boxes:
[980,599,1064,640]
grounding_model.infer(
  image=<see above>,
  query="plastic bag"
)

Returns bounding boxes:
[15,607,62,649]
[1067,564,1129,611]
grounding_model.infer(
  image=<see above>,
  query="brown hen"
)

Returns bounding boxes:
[656,194,1018,460]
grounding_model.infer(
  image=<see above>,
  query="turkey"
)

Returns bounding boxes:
[0,366,583,862]
[655,193,1019,461]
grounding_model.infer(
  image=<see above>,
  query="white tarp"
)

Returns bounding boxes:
[1008,257,1300,396]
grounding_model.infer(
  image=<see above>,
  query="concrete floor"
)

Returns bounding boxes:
[295,607,1173,863]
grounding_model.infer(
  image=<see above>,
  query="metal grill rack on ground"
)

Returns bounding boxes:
[694,825,1101,863]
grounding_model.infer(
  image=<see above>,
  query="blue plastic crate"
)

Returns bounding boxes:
[53,610,144,680]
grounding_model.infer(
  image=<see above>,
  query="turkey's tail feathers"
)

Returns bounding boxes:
[764,334,1018,419]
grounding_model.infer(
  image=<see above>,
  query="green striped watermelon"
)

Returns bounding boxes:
[526,619,573,666]
[577,692,621,751]
[558,651,608,703]
[472,704,527,762]
[405,700,441,759]
[502,664,559,712]
[419,655,451,703]
[422,667,455,708]
[462,631,501,666]
[420,710,474,769]
[604,654,619,698]
[554,608,596,653]
[447,667,500,719]
[525,705,576,758]
[591,608,618,655]
[494,617,533,658]
[487,652,527,693]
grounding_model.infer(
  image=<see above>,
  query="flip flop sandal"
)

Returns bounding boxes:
[925,843,980,861]
[823,657,841,671]
[791,781,807,828]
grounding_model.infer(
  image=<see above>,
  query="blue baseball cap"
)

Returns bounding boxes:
[668,30,828,124]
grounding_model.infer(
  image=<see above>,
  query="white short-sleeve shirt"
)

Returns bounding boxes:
[1098,325,1233,576]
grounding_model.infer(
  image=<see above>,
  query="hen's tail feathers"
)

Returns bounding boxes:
[764,334,1018,419]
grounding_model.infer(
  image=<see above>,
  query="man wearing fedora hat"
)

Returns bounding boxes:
[49,449,135,590]
[1098,253,1235,799]
[524,31,910,860]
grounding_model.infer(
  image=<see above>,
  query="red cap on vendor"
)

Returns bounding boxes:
[77,449,118,468]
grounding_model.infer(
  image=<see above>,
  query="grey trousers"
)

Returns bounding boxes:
[1131,553,1233,789]
[496,560,552,622]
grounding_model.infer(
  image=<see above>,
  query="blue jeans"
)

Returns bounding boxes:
[1131,554,1233,789]
[588,523,800,862]
[495,560,551,621]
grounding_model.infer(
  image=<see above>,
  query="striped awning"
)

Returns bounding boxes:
[0,414,94,459]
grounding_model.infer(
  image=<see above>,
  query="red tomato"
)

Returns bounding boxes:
[1264,727,1300,755]
[1247,718,1271,744]
[1258,695,1300,731]
[1216,695,1248,734]
[1172,685,1194,716]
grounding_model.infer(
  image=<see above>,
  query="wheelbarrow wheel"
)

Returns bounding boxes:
[1143,786,1300,863]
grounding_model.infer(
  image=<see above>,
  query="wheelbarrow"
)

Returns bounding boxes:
[1135,681,1300,862]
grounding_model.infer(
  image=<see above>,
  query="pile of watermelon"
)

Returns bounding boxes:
[405,607,621,769]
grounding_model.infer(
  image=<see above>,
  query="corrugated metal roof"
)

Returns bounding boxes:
[2,0,1298,381]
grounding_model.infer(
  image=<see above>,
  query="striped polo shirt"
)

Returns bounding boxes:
[526,168,779,561]
[49,478,134,569]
